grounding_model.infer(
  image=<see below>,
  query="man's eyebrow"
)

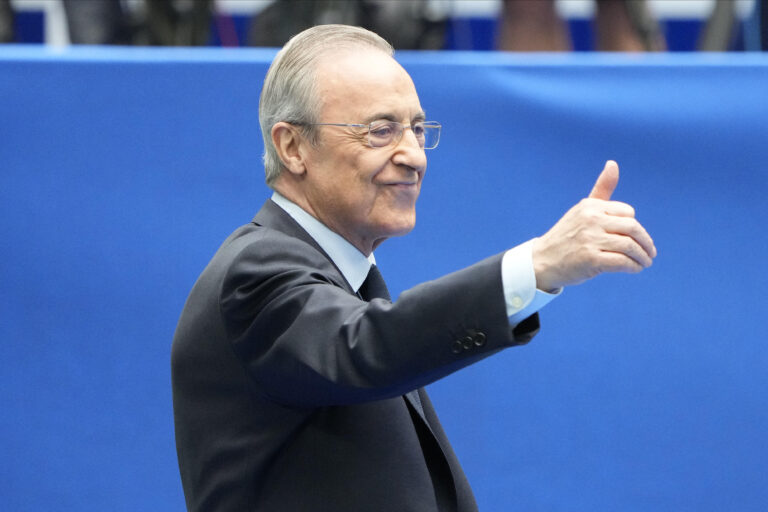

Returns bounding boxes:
[363,111,427,124]
[363,113,398,124]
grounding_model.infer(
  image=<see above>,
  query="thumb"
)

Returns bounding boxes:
[588,160,619,200]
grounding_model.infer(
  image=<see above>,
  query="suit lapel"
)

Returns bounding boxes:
[252,199,356,295]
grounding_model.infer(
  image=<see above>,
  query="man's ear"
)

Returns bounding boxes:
[272,122,308,176]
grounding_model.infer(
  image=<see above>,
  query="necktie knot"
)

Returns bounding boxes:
[358,264,390,301]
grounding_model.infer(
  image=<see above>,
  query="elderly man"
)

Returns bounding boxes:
[172,24,656,512]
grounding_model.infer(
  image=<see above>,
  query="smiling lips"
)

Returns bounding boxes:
[385,182,420,196]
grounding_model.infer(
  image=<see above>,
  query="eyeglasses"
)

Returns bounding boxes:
[306,120,441,150]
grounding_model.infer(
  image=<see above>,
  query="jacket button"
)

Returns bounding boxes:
[451,340,464,354]
[473,332,487,347]
[461,336,473,350]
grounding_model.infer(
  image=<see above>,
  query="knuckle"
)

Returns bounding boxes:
[583,208,602,223]
[615,201,635,217]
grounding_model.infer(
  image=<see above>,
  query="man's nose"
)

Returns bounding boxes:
[392,128,427,170]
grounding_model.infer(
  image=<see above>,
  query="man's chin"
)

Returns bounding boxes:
[384,218,416,239]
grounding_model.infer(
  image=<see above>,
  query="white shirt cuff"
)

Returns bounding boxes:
[501,239,562,325]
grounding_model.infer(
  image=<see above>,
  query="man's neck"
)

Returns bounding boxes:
[272,182,380,256]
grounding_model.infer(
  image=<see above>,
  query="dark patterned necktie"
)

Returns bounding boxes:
[358,264,390,301]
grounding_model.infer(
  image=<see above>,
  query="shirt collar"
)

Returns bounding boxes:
[271,191,375,293]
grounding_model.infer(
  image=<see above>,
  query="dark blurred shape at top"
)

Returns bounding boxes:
[59,0,213,46]
[249,0,447,50]
[143,0,213,46]
[0,0,15,43]
[62,0,133,44]
[497,0,665,52]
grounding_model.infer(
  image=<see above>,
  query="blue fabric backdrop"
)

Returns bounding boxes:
[1,46,767,511]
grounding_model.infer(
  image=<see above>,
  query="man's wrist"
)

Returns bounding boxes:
[502,239,562,324]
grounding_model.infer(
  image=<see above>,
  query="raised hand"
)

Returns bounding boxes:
[531,160,657,292]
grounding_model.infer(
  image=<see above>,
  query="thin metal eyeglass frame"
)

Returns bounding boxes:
[302,121,441,149]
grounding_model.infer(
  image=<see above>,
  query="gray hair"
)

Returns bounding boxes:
[259,24,394,186]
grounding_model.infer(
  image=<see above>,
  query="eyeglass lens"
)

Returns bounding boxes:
[368,121,440,149]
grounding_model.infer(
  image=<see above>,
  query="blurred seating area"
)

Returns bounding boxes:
[1,0,766,51]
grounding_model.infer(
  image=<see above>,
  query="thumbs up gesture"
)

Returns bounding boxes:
[531,161,657,292]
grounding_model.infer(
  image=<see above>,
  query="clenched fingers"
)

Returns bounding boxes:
[601,232,654,269]
[602,216,657,259]
[595,250,646,275]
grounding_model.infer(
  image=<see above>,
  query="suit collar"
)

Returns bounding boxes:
[252,198,361,294]
[252,197,318,249]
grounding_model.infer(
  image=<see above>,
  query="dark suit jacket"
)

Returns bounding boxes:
[172,199,540,511]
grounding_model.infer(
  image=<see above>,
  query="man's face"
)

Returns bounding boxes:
[300,49,428,255]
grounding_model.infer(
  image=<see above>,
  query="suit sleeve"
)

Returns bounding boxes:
[219,231,539,408]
